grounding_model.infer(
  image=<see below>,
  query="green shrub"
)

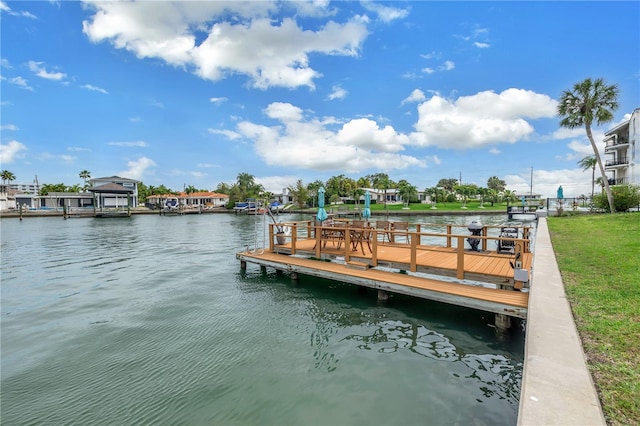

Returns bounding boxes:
[593,185,640,212]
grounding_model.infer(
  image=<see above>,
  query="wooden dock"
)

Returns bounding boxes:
[238,221,533,323]
[237,250,528,318]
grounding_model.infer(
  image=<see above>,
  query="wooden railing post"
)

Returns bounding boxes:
[522,227,531,252]
[456,236,465,279]
[372,229,378,266]
[291,224,297,254]
[344,227,351,262]
[447,225,452,248]
[482,226,488,252]
[269,224,274,252]
[410,233,417,272]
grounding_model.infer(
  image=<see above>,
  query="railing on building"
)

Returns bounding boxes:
[604,138,629,149]
[605,157,628,167]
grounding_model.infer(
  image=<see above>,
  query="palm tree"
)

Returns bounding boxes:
[397,179,417,207]
[578,155,597,200]
[1,170,16,185]
[79,170,91,188]
[67,184,82,193]
[558,78,619,213]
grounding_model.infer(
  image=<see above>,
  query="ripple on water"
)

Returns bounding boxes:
[1,214,523,425]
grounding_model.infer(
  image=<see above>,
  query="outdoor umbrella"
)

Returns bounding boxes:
[316,187,328,222]
[557,186,564,199]
[362,190,371,220]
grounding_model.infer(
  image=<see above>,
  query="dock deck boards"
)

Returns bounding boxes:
[237,249,529,318]
[274,238,532,286]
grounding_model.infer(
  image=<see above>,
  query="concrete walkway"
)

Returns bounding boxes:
[518,218,606,425]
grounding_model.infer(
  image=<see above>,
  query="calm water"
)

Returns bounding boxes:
[1,213,526,425]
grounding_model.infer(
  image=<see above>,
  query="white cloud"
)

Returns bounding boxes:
[82,2,369,89]
[1,58,12,68]
[360,1,409,23]
[0,2,37,19]
[196,163,218,168]
[428,155,441,165]
[81,84,108,94]
[474,42,490,48]
[327,85,347,100]
[60,154,76,163]
[67,146,91,152]
[220,101,424,173]
[118,156,156,181]
[28,61,66,81]
[209,97,228,104]
[440,60,455,71]
[1,124,18,131]
[129,117,142,123]
[420,51,441,60]
[107,140,149,147]
[0,140,27,163]
[421,67,435,75]
[505,168,594,199]
[401,89,425,104]
[208,128,242,140]
[412,88,558,149]
[489,148,501,155]
[256,175,301,194]
[551,127,584,140]
[566,140,596,159]
[7,76,33,91]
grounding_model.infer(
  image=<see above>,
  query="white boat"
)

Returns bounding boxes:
[161,197,182,215]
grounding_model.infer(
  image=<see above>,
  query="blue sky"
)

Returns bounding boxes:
[1,1,638,198]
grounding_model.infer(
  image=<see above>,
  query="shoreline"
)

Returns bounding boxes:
[0,207,511,219]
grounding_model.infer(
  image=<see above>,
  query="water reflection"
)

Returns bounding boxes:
[238,267,524,415]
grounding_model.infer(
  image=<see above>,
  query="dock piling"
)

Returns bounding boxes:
[495,314,511,332]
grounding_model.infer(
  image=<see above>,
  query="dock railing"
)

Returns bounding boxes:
[268,221,532,284]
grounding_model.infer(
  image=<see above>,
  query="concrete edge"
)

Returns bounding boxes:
[517,217,606,425]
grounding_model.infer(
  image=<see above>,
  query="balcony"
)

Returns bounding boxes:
[604,138,629,151]
[605,157,628,167]
[608,177,628,186]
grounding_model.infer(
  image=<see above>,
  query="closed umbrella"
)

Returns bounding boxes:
[362,190,371,220]
[316,187,328,222]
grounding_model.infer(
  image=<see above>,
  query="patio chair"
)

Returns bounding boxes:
[391,221,410,244]
[375,220,392,243]
[350,220,372,254]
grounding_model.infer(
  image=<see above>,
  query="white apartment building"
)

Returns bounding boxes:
[603,107,639,186]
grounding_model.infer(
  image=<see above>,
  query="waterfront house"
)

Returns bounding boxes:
[88,176,140,208]
[0,185,16,211]
[39,192,94,209]
[603,107,639,186]
[177,191,229,208]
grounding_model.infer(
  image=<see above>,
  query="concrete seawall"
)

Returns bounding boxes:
[518,217,605,425]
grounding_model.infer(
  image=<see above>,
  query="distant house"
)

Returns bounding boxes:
[40,192,94,209]
[360,188,401,204]
[177,191,229,208]
[88,176,139,209]
[0,185,16,210]
[145,192,230,209]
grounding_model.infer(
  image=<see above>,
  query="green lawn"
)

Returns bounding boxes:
[548,213,639,425]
